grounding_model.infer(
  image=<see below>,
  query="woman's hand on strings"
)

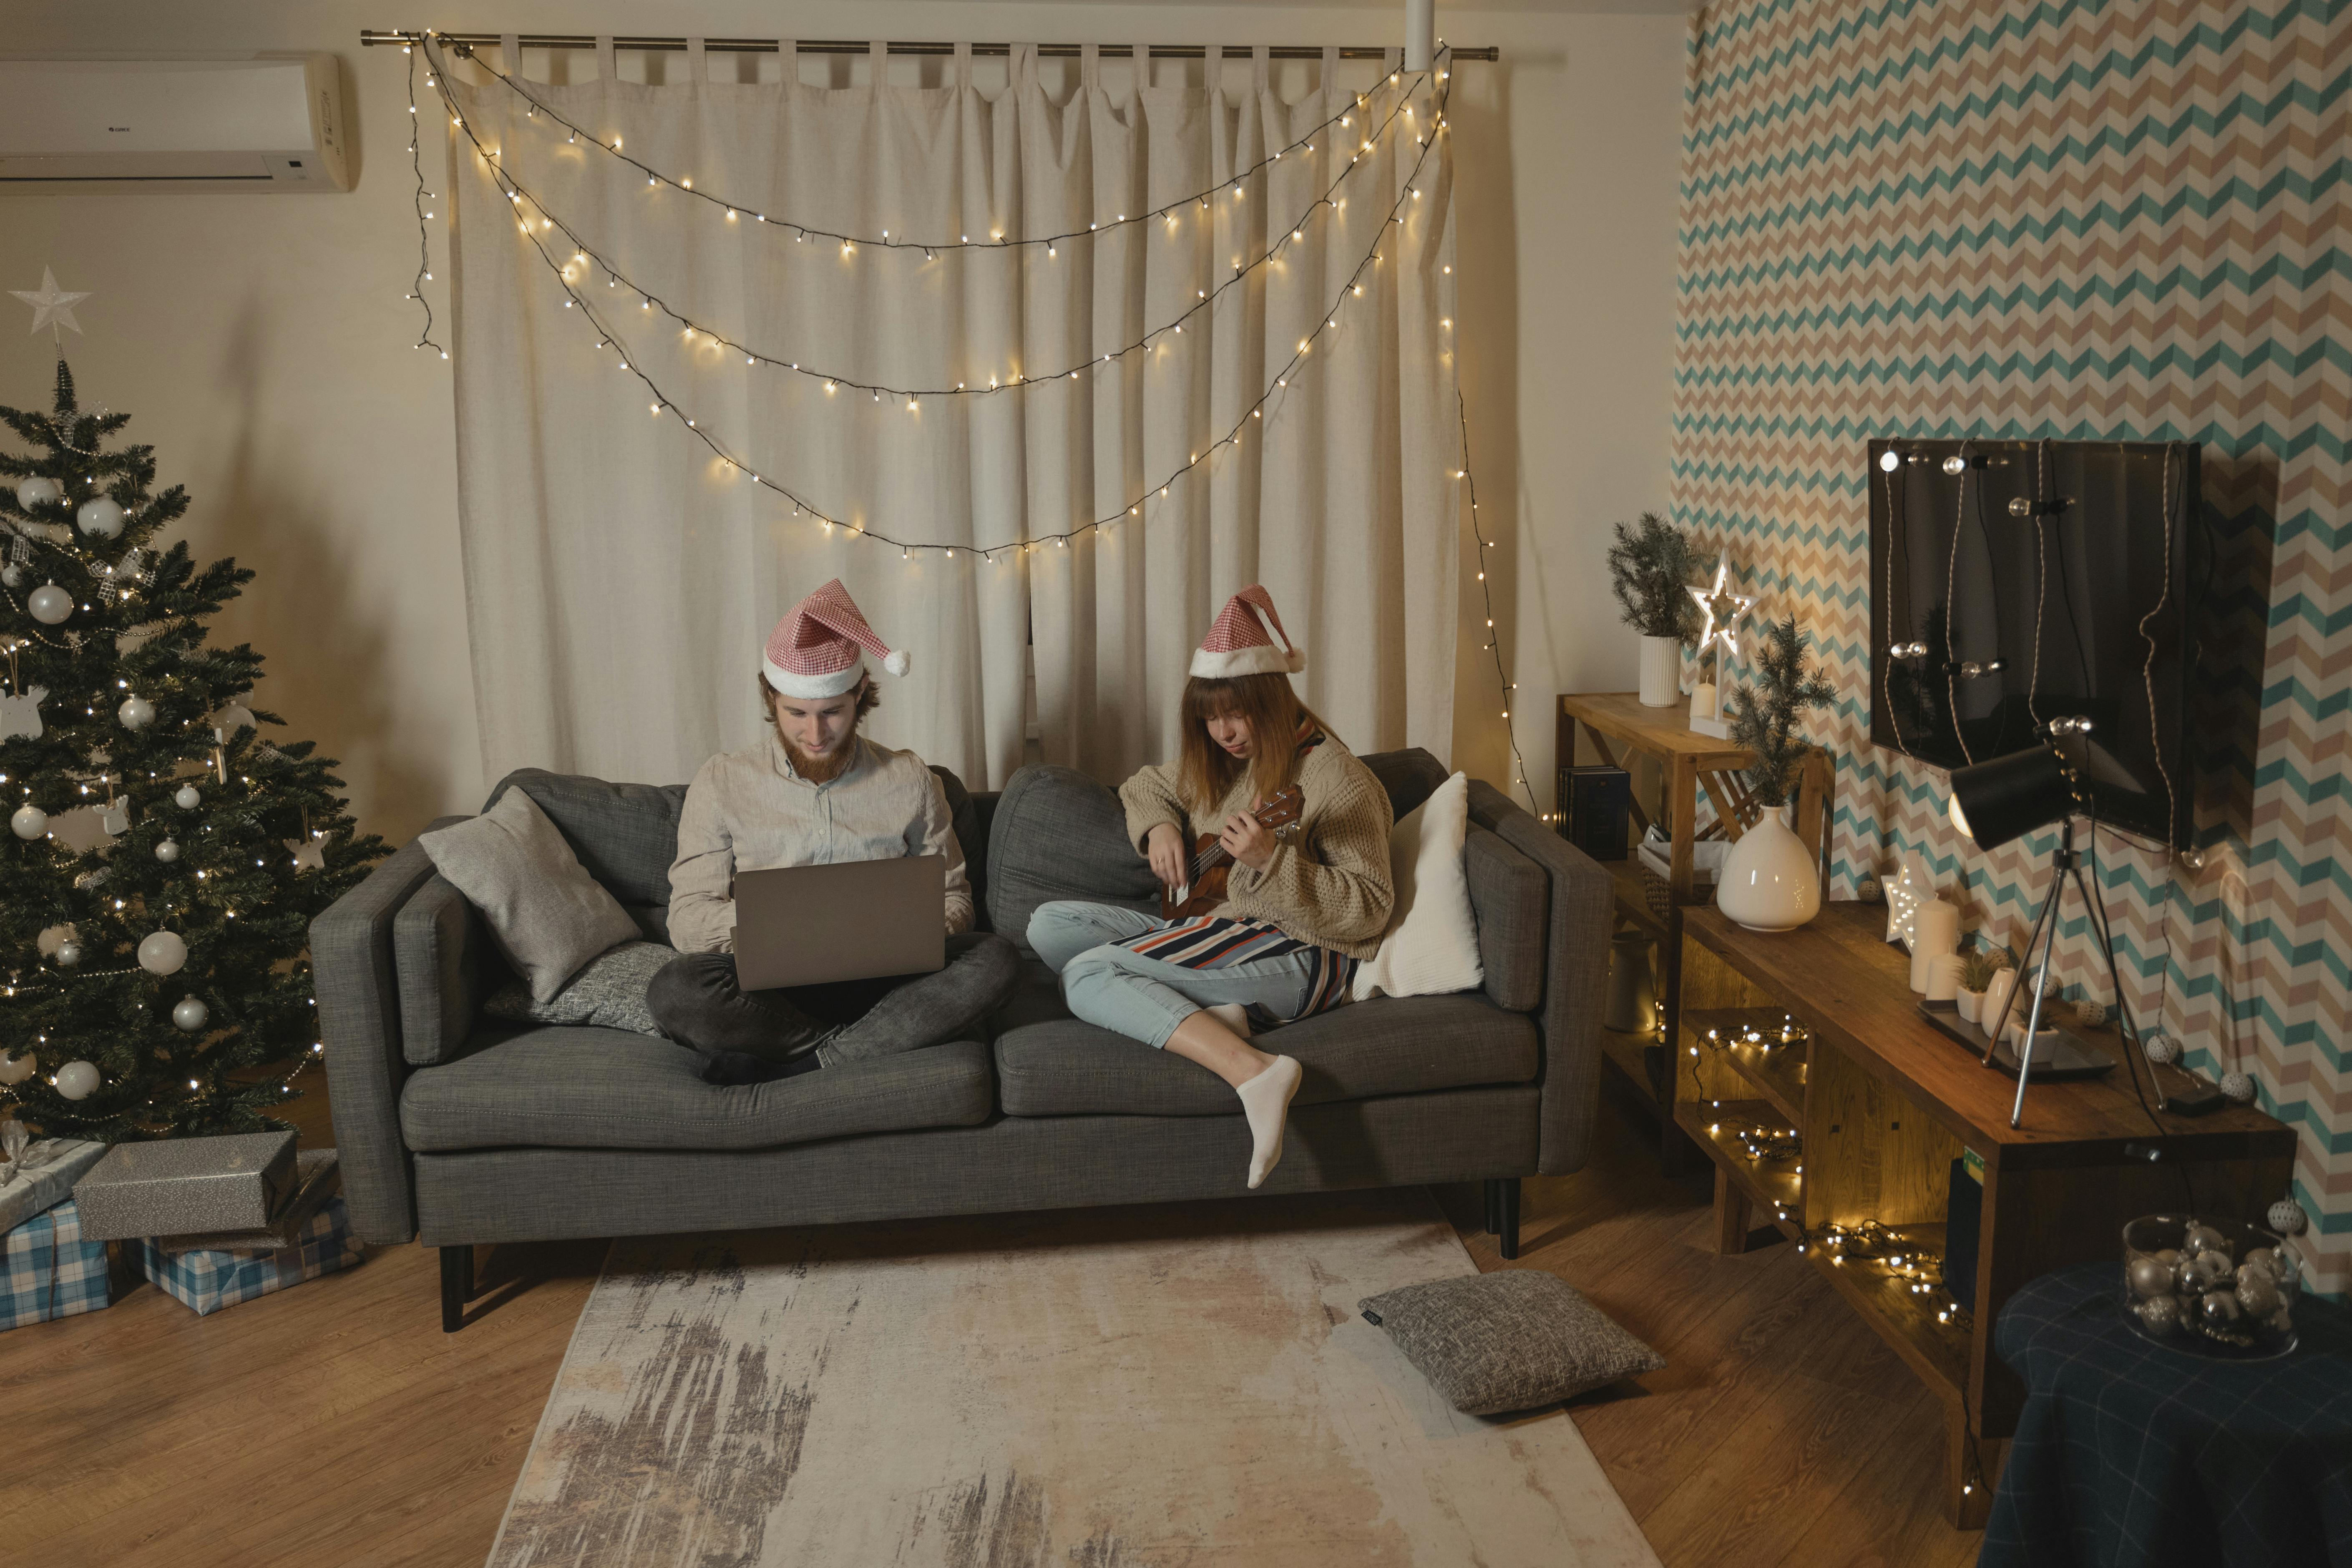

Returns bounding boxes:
[1220,810,1275,873]
[1146,823,1190,889]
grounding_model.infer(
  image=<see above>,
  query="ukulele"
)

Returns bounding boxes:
[1160,784,1306,920]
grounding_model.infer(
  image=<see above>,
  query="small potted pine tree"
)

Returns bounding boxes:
[1605,513,1705,707]
[1716,616,1835,931]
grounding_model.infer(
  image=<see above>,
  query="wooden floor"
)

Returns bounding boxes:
[2,1076,1983,1568]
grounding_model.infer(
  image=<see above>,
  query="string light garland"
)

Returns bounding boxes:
[401,41,447,360]
[429,33,1426,257]
[422,45,1460,566]
[1454,391,1537,816]
[417,38,1434,403]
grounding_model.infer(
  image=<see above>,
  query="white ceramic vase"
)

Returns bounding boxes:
[1957,989,1983,1024]
[1716,803,1821,932]
[1638,634,1682,708]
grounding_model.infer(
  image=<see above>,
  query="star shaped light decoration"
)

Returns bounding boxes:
[1688,559,1755,664]
[1884,851,1937,948]
[10,268,91,342]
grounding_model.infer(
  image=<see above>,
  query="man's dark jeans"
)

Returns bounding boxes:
[648,933,1020,1070]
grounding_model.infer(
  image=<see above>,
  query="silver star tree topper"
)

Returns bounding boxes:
[11,267,93,342]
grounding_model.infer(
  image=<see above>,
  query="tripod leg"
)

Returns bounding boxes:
[1986,872,2064,1066]
[2072,862,2169,1113]
[2010,887,2064,1130]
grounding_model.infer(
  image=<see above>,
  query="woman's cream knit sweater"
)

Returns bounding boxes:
[1119,735,1395,960]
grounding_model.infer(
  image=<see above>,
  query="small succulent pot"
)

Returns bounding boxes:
[1957,988,1984,1024]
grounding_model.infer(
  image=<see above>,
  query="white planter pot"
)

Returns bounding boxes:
[1715,803,1821,932]
[1981,969,2018,1037]
[1957,989,1983,1024]
[1638,634,1682,708]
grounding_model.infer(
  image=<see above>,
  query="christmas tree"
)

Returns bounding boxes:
[0,360,382,1140]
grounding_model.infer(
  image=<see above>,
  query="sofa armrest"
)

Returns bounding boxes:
[1464,825,1548,1013]
[1464,781,1613,1176]
[311,825,458,1244]
[393,871,492,1067]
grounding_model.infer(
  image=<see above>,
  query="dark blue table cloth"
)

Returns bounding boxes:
[1982,1261,2352,1567]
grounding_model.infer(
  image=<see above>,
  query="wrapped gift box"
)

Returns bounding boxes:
[75,1130,297,1241]
[0,1125,109,1235]
[156,1148,342,1254]
[134,1196,362,1316]
[3,1199,112,1331]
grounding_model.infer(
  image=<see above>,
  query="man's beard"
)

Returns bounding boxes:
[781,724,859,783]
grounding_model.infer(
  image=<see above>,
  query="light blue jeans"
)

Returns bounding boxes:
[1027,900,1327,1050]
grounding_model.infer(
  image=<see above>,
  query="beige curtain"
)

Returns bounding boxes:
[445,40,1461,790]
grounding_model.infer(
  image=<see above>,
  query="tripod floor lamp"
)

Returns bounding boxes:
[1945,718,2163,1128]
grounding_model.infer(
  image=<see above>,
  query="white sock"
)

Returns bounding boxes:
[1205,1003,1253,1039]
[1235,1055,1302,1190]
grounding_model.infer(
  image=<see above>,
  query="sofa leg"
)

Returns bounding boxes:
[1497,1179,1521,1261]
[440,1244,473,1334]
[1483,1178,1502,1236]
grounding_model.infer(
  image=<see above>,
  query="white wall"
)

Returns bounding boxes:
[0,1,1685,841]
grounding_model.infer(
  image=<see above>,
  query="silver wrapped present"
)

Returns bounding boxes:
[156,1149,342,1253]
[0,1120,109,1234]
[74,1130,297,1241]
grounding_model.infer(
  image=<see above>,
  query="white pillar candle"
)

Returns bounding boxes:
[1926,952,1965,1002]
[1909,900,1960,992]
[1691,681,1717,720]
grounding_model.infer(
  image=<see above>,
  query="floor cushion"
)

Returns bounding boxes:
[401,1027,996,1152]
[994,993,1539,1117]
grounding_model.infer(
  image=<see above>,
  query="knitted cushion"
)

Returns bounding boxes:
[419,789,640,1003]
[483,940,677,1037]
[1359,1270,1664,1414]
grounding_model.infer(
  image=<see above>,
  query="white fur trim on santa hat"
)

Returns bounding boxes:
[761,578,909,697]
[1189,585,1306,679]
[1190,644,1298,679]
[763,657,869,700]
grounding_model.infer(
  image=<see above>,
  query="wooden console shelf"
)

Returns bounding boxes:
[1674,902,2297,1529]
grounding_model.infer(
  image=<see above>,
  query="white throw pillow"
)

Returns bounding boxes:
[418,788,641,1003]
[1353,771,1484,1001]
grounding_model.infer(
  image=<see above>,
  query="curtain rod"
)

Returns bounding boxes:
[358,30,1497,62]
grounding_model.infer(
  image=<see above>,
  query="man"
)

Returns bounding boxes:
[649,579,1018,1085]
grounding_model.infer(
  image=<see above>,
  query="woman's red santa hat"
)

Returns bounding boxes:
[1191,585,1306,679]
[763,579,910,699]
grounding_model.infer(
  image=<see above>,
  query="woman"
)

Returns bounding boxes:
[1028,586,1395,1190]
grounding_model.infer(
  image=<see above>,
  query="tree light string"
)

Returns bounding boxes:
[426,32,1432,256]
[420,47,1434,401]
[1455,390,1537,816]
[402,42,448,360]
[434,52,1459,563]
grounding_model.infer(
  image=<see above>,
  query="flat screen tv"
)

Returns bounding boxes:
[1867,437,2199,849]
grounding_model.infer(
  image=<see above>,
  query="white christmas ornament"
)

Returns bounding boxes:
[172,995,210,1032]
[288,833,327,872]
[1884,853,1936,948]
[117,694,154,730]
[75,496,124,539]
[53,939,80,967]
[2220,1071,2256,1104]
[0,1051,33,1087]
[26,583,71,624]
[9,267,92,340]
[52,1061,100,1100]
[2268,1198,2310,1236]
[10,803,46,839]
[98,795,128,836]
[0,562,19,589]
[137,929,187,976]
[174,783,201,810]
[0,684,45,742]
[14,475,62,510]
[212,701,257,734]
[155,837,180,863]
[2143,1034,2180,1065]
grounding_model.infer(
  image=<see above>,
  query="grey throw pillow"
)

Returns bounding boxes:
[483,940,677,1037]
[1359,1270,1664,1414]
[419,788,641,1002]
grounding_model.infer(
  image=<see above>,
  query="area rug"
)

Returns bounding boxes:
[485,1189,1660,1567]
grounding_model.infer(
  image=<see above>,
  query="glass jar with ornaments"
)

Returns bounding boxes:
[2122,1214,2299,1359]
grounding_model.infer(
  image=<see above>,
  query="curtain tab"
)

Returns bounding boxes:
[595,35,615,82]
[1012,43,1038,91]
[1252,45,1270,93]
[1080,42,1100,93]
[1323,46,1340,98]
[1384,47,1402,73]
[501,33,521,78]
[953,40,972,93]
[868,37,886,91]
[685,36,705,81]
[1206,44,1223,99]
[780,39,798,90]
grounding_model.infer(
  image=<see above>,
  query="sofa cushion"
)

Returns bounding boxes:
[993,993,1538,1118]
[400,1027,996,1152]
[419,788,642,1003]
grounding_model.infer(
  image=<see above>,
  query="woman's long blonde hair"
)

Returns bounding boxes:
[1176,672,1336,819]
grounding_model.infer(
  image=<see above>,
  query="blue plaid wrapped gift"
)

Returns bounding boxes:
[133,1195,364,1316]
[3,1199,113,1332]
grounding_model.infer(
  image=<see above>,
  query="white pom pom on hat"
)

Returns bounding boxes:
[1191,585,1306,679]
[763,579,910,697]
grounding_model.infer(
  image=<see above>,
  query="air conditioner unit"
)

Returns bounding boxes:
[0,55,350,194]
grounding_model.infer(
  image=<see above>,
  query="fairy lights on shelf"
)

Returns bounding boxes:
[413,38,1459,566]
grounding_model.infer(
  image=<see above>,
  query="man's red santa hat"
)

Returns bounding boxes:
[763,579,910,699]
[1191,585,1306,679]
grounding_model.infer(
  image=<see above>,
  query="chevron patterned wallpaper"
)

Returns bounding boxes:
[1672,0,2352,1288]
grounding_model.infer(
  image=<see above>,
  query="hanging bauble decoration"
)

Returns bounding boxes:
[2268,1198,2309,1236]
[75,497,125,539]
[0,562,20,589]
[136,929,187,976]
[213,701,257,734]
[53,939,80,967]
[117,694,154,731]
[53,1060,100,1100]
[26,583,71,625]
[2143,1033,2179,1065]
[155,837,180,862]
[174,783,201,810]
[0,1051,33,1087]
[2220,1071,2257,1105]
[14,476,62,510]
[172,995,210,1032]
[0,683,42,743]
[10,803,47,839]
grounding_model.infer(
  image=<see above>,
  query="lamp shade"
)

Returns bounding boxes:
[1947,744,2075,850]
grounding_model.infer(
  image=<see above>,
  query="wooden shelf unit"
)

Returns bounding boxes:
[1674,902,2298,1529]
[1557,690,1829,1173]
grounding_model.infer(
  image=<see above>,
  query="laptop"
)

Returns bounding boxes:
[730,855,947,991]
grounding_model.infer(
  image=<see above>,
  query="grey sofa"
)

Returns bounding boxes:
[312,747,1612,1331]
